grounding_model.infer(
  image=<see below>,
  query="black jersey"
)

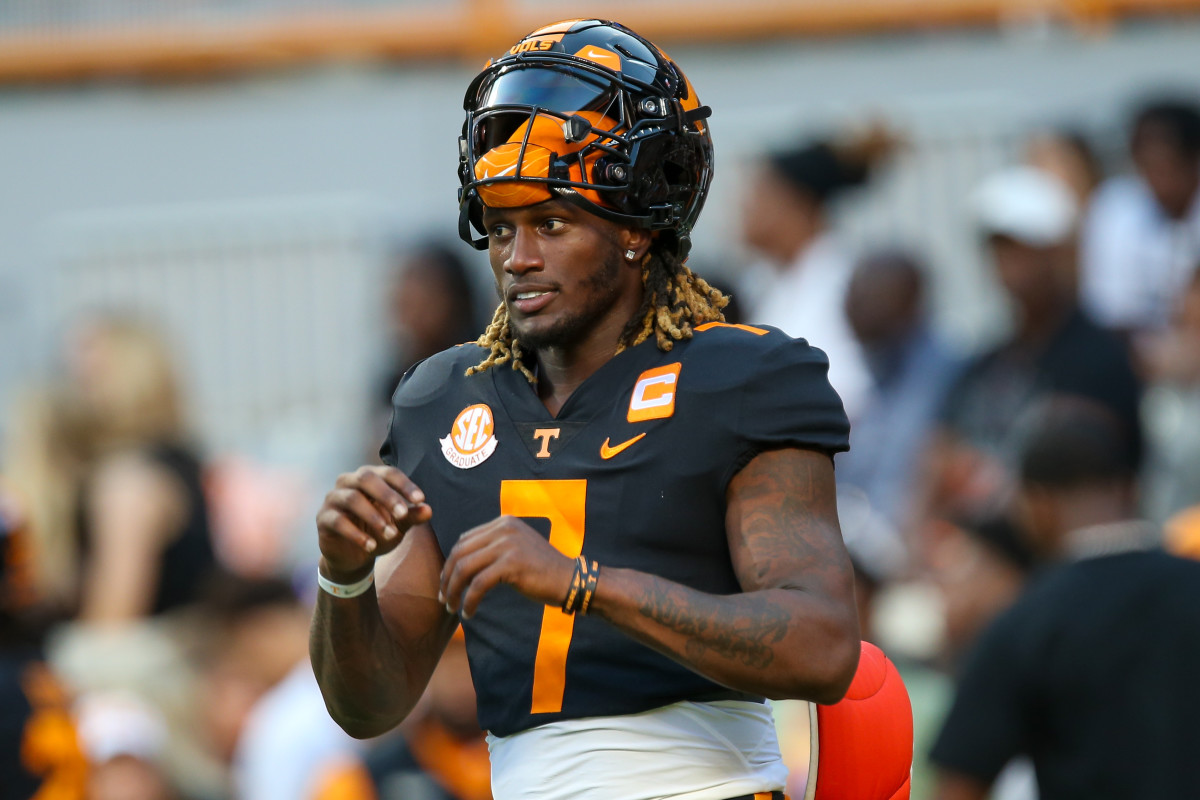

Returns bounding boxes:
[381,322,849,737]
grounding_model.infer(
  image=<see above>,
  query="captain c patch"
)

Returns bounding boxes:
[628,363,681,423]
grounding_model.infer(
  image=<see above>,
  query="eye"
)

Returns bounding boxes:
[542,218,567,233]
[487,222,513,240]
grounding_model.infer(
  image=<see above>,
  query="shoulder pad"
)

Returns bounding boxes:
[391,344,488,409]
[684,321,826,391]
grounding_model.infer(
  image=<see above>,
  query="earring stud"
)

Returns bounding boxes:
[625,250,637,260]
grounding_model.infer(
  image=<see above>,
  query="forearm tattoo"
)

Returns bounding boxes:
[630,451,844,672]
[635,582,790,668]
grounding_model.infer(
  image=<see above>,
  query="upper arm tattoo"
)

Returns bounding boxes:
[725,448,848,591]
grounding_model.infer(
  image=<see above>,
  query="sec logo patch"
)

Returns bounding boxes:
[441,403,499,469]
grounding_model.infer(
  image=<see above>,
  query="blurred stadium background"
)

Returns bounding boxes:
[2,3,1200,798]
[2,0,1198,473]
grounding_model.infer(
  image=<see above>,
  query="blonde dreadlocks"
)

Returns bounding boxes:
[465,245,729,383]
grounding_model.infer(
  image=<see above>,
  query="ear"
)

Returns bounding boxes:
[618,227,653,262]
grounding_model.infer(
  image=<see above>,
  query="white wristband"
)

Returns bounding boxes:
[317,568,375,599]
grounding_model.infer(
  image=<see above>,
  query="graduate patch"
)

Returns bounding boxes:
[441,404,499,469]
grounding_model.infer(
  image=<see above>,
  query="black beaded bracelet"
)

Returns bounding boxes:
[561,556,601,615]
[561,555,587,614]
[579,559,600,615]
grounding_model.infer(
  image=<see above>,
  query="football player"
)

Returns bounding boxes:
[312,19,864,799]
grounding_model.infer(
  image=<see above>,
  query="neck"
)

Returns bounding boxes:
[1047,486,1135,557]
[534,344,611,416]
[534,309,639,416]
[1015,299,1071,346]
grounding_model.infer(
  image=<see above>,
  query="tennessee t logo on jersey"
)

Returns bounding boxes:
[532,428,560,459]
[441,404,499,469]
[627,363,681,423]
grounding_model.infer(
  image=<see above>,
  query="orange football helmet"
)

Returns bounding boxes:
[458,19,714,259]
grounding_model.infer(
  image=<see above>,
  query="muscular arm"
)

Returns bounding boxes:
[587,447,860,703]
[309,468,457,739]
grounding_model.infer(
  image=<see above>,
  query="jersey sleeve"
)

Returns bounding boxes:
[731,333,850,465]
[378,364,422,475]
[378,348,471,480]
[701,327,849,489]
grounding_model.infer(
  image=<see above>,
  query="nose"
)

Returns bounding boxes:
[505,225,543,276]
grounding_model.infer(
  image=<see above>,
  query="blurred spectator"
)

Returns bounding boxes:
[885,513,1036,800]
[838,249,964,537]
[363,629,490,800]
[378,242,482,411]
[204,456,311,578]
[76,692,178,800]
[1024,129,1103,212]
[926,515,1034,671]
[738,126,897,417]
[1080,97,1200,340]
[199,574,363,800]
[927,166,1142,520]
[1140,266,1200,524]
[931,397,1200,800]
[5,313,218,622]
[4,313,222,798]
[0,486,87,800]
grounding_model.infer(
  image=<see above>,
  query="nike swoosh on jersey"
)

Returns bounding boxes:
[599,433,646,460]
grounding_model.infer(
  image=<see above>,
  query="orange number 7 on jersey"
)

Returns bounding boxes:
[499,479,587,714]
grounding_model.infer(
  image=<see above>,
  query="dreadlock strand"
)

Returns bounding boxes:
[466,303,537,383]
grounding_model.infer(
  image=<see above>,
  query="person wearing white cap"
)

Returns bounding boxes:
[922,166,1143,521]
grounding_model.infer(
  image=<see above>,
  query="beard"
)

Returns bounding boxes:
[507,245,626,351]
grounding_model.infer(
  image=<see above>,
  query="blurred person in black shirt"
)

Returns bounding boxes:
[931,397,1200,800]
[5,313,217,623]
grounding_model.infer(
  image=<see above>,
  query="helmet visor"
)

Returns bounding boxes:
[474,67,625,156]
[477,66,619,118]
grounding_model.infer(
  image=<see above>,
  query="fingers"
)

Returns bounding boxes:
[437,516,574,617]
[440,538,508,620]
[331,487,399,544]
[341,466,431,527]
[378,469,426,514]
[439,523,500,609]
[316,507,378,555]
[458,563,508,620]
[317,467,431,577]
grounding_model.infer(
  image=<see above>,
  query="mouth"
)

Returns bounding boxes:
[507,286,558,315]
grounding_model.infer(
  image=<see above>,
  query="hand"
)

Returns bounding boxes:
[439,515,575,619]
[316,466,432,581]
